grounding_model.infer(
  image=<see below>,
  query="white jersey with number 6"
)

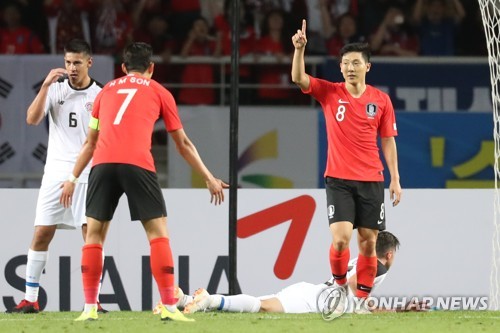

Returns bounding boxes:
[42,78,102,182]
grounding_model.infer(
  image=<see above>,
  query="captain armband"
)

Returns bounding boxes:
[89,116,100,130]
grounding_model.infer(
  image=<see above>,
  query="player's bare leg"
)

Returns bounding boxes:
[142,217,193,322]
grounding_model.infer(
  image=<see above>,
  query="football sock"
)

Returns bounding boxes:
[219,295,261,313]
[355,254,377,298]
[81,244,103,305]
[329,245,349,286]
[97,250,105,302]
[150,237,176,306]
[25,249,48,302]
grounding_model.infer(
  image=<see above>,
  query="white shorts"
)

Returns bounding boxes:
[260,282,328,313]
[34,178,87,229]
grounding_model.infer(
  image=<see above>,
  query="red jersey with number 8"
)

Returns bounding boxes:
[303,76,397,181]
[91,73,182,172]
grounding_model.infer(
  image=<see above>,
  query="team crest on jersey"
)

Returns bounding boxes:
[85,102,93,113]
[366,103,378,118]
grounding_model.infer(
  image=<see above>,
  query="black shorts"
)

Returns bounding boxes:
[325,177,385,230]
[86,163,167,221]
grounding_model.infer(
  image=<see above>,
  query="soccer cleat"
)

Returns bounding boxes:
[6,299,40,313]
[97,302,108,314]
[153,286,188,314]
[74,306,98,321]
[160,305,195,322]
[353,297,372,315]
[183,288,213,314]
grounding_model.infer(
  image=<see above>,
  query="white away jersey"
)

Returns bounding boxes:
[42,78,102,182]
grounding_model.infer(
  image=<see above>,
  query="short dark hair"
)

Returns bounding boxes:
[123,42,153,73]
[339,42,371,63]
[376,231,400,258]
[64,39,92,56]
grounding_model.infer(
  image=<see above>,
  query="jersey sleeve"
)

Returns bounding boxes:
[43,84,55,116]
[159,87,182,132]
[301,75,335,105]
[379,93,398,138]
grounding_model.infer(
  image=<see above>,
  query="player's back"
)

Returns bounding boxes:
[91,73,182,172]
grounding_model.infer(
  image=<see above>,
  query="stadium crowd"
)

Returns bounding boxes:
[0,0,488,105]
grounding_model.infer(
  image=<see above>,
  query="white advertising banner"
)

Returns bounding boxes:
[0,189,493,311]
[168,106,319,189]
[0,55,114,188]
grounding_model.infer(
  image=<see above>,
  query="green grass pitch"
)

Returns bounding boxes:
[1,311,499,333]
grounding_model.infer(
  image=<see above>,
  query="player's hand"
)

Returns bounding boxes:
[389,180,402,206]
[206,178,229,205]
[43,68,67,88]
[292,19,307,49]
[59,181,76,208]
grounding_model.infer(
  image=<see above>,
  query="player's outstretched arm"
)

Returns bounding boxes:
[291,19,310,91]
[27,68,67,125]
[59,128,99,208]
[170,128,229,205]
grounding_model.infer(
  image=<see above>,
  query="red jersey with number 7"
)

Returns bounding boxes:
[303,75,398,181]
[91,73,182,172]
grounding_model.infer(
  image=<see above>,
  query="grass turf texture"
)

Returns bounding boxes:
[1,311,499,333]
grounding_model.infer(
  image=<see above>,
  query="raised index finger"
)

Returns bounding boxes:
[302,19,307,35]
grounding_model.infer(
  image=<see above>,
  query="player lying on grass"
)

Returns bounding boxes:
[177,231,422,314]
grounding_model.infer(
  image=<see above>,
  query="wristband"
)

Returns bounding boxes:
[68,174,78,183]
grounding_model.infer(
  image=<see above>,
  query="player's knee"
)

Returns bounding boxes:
[332,239,350,251]
[358,238,376,256]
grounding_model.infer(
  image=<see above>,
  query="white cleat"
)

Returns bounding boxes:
[183,288,212,314]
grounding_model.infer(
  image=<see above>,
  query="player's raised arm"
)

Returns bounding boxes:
[291,19,310,91]
[26,68,67,126]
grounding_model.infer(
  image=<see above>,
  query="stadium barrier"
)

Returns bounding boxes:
[0,188,491,311]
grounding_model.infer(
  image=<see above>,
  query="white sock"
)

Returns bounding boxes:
[25,249,48,302]
[219,294,261,313]
[84,303,97,313]
[177,295,194,308]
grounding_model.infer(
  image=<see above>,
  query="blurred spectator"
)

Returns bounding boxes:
[255,9,293,104]
[89,0,134,57]
[0,2,45,54]
[168,0,202,47]
[287,0,330,54]
[134,14,174,61]
[412,0,465,56]
[214,0,256,104]
[326,13,366,57]
[44,0,91,54]
[177,16,221,105]
[358,0,412,37]
[370,6,419,56]
[455,0,487,56]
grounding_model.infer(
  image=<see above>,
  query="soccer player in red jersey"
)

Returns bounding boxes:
[61,42,228,322]
[291,20,402,313]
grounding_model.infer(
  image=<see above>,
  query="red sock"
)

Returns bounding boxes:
[329,245,349,285]
[150,237,176,305]
[81,244,103,304]
[356,254,377,298]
